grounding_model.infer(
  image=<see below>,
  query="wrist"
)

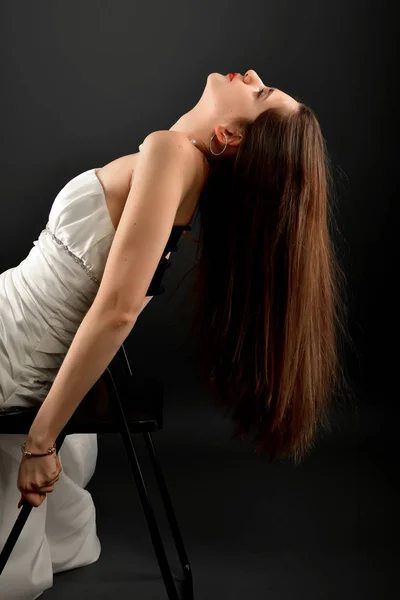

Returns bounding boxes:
[26,431,56,454]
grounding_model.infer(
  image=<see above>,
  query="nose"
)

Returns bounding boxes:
[244,69,262,85]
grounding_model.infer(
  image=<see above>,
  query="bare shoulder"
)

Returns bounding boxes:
[96,130,206,231]
[140,130,206,219]
[138,130,196,188]
[141,130,197,163]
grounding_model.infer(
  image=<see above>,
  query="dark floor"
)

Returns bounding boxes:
[41,363,398,600]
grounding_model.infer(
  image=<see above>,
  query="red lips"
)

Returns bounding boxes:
[228,73,240,82]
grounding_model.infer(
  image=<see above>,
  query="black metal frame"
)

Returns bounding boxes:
[0,346,193,600]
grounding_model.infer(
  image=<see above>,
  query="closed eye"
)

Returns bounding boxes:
[258,87,275,100]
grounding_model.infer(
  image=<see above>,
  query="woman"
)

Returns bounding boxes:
[0,69,348,598]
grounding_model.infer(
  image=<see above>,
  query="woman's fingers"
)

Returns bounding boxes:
[18,477,59,497]
[18,492,47,508]
[36,485,55,493]
[18,490,51,509]
[25,475,60,491]
[24,492,47,508]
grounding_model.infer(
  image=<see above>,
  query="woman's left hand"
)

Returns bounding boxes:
[17,442,62,508]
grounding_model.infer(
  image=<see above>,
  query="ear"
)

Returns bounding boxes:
[216,125,243,148]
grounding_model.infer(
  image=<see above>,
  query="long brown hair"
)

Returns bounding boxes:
[172,103,352,465]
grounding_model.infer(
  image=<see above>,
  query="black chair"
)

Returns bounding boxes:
[0,345,193,600]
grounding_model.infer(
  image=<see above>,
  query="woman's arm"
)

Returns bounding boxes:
[26,131,196,451]
[27,307,136,451]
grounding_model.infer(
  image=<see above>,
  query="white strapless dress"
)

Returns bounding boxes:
[0,168,122,599]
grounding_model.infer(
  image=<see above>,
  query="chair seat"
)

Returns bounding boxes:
[0,370,163,435]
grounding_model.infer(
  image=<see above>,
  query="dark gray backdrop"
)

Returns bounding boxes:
[0,1,395,403]
[0,2,396,598]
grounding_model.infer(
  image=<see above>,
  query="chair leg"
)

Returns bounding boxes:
[143,432,194,600]
[106,368,181,600]
[118,427,181,600]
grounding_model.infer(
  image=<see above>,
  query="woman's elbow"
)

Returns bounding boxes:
[91,297,139,329]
